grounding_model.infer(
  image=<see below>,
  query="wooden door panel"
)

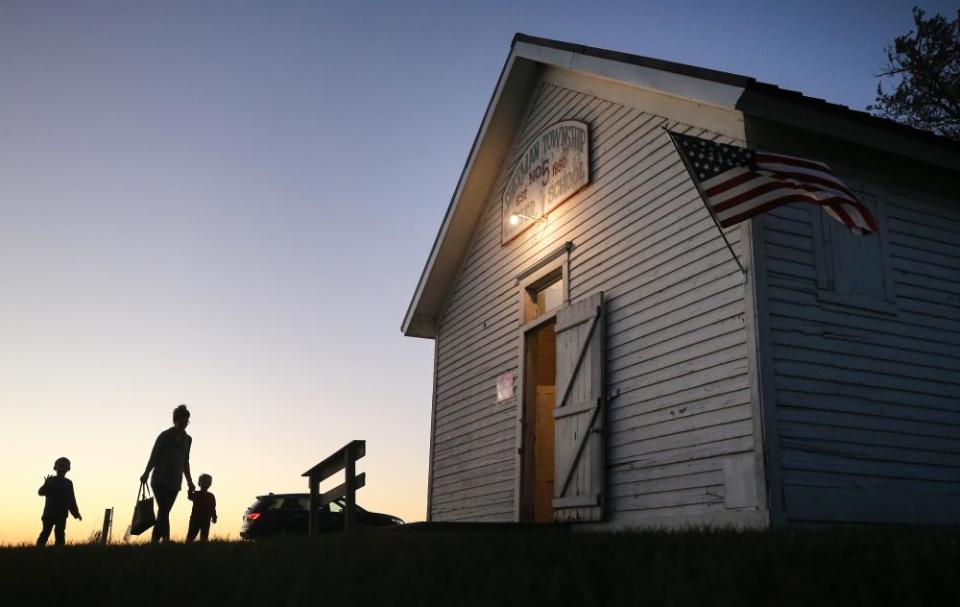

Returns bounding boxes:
[553,292,605,522]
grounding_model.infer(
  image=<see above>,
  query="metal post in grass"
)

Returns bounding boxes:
[100,508,113,545]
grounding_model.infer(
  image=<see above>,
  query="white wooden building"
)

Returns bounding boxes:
[402,35,960,528]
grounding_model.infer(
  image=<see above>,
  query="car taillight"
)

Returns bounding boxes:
[247,512,261,521]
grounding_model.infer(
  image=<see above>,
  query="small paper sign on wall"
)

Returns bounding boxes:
[496,372,516,402]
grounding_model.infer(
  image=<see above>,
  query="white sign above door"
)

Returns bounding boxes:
[501,120,590,244]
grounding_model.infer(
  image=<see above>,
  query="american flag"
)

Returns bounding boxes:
[669,131,877,235]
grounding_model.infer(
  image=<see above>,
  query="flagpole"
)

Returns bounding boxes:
[665,129,746,276]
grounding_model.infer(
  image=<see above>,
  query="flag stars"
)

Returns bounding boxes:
[670,131,875,235]
[673,132,758,181]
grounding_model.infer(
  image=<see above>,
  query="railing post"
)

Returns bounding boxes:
[308,477,319,537]
[344,448,356,532]
[100,508,112,545]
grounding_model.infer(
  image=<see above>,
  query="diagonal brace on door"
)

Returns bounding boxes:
[556,403,601,498]
[555,304,601,412]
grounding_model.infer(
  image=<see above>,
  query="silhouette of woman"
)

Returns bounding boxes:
[140,404,194,543]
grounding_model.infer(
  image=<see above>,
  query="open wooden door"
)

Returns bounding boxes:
[553,292,605,522]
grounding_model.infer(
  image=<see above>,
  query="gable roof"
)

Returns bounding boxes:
[401,34,960,338]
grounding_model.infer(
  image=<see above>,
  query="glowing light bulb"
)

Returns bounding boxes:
[509,214,520,225]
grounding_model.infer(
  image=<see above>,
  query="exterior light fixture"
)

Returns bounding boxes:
[509,213,547,225]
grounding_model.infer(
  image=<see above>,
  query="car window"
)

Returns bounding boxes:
[297,498,309,511]
[329,501,343,514]
[281,498,306,510]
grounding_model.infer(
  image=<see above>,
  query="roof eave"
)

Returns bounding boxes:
[738,83,960,172]
[401,46,542,338]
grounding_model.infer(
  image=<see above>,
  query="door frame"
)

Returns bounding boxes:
[512,243,572,522]
[519,318,558,522]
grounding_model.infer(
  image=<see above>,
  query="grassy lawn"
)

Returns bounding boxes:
[2,525,957,606]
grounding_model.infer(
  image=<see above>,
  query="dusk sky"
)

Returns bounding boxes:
[1,0,953,543]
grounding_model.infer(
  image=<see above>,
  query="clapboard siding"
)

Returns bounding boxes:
[437,118,674,332]
[430,74,755,524]
[762,182,960,524]
[436,111,667,345]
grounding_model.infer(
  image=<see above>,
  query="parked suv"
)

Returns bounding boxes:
[240,493,403,538]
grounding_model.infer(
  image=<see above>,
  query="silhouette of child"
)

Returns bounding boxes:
[186,473,217,542]
[37,457,81,546]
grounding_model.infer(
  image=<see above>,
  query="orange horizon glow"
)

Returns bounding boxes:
[2,413,428,545]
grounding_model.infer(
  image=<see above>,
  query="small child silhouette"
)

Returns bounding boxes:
[37,457,81,546]
[186,473,217,542]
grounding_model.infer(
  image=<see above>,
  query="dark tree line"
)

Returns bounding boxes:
[869,7,960,141]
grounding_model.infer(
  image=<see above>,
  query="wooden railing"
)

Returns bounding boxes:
[302,440,366,535]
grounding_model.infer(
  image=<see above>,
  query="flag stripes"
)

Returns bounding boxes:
[669,132,878,235]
